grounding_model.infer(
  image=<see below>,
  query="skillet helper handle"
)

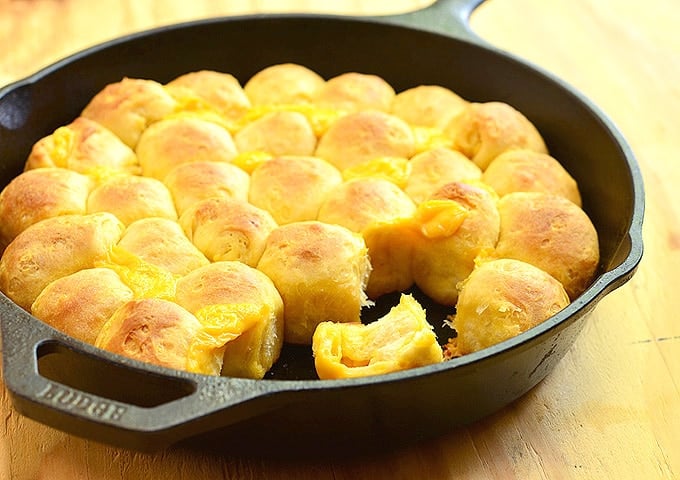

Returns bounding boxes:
[373,0,487,43]
[0,300,288,451]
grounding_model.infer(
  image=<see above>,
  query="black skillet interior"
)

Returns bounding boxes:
[0,0,644,455]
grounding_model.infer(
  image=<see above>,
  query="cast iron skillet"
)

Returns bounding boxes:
[0,0,644,455]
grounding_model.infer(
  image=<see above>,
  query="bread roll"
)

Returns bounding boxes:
[179,197,277,266]
[31,268,134,344]
[81,77,177,148]
[391,85,467,129]
[315,110,415,171]
[444,101,548,170]
[118,217,209,276]
[412,182,500,306]
[362,218,419,299]
[175,261,284,378]
[448,258,570,355]
[404,147,482,204]
[244,63,325,105]
[317,178,416,233]
[135,116,237,180]
[0,212,124,310]
[87,174,177,225]
[166,70,251,122]
[25,117,139,175]
[492,192,599,299]
[482,149,582,206]
[249,156,342,224]
[313,294,443,379]
[0,168,93,251]
[95,298,214,373]
[163,161,250,215]
[234,110,316,157]
[257,221,371,344]
[314,72,395,112]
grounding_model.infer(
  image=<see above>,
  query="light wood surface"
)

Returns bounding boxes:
[0,0,677,479]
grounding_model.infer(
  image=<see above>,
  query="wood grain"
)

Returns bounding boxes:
[1,0,678,478]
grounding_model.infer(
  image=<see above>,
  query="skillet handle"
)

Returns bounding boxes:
[372,0,488,43]
[0,298,293,451]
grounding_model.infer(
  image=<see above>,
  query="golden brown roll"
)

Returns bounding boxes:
[87,174,177,225]
[31,268,134,345]
[175,261,284,378]
[491,191,599,299]
[234,110,317,157]
[314,72,395,112]
[444,101,548,170]
[317,178,416,233]
[0,212,125,310]
[0,168,93,251]
[448,258,570,356]
[404,147,482,204]
[81,77,177,148]
[244,63,325,105]
[482,149,582,206]
[166,70,251,122]
[118,217,209,276]
[163,161,250,215]
[249,155,342,224]
[135,116,238,180]
[315,110,416,171]
[412,182,500,306]
[95,298,215,373]
[390,85,467,129]
[257,221,371,345]
[313,293,443,379]
[179,197,277,267]
[24,117,139,175]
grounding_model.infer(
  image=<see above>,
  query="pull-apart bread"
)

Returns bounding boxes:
[0,64,599,380]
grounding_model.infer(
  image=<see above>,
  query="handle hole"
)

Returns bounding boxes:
[37,340,197,408]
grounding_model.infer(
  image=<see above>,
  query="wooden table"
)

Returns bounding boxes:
[0,0,677,478]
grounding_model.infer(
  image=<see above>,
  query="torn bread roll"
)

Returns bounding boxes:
[412,182,500,306]
[257,221,371,345]
[175,261,284,379]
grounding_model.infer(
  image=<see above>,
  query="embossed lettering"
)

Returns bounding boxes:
[37,383,128,421]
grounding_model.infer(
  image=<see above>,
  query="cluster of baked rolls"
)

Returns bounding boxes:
[0,63,599,379]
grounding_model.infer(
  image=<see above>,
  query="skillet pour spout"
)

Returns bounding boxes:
[0,0,643,453]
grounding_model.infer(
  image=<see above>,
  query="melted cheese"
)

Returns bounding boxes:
[412,199,469,239]
[48,126,75,168]
[186,303,268,374]
[230,150,274,174]
[236,104,345,137]
[342,156,412,188]
[411,126,454,153]
[95,245,177,301]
